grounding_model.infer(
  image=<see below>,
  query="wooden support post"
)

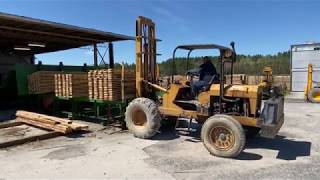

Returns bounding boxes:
[59,62,63,71]
[94,44,98,67]
[108,104,112,121]
[37,61,42,71]
[109,42,114,69]
[121,63,125,101]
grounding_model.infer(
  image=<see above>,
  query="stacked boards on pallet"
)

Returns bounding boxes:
[225,74,247,84]
[88,69,136,101]
[28,71,59,94]
[54,72,88,98]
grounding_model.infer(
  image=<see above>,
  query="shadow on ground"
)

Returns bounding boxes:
[0,110,16,122]
[155,119,312,161]
[152,120,202,141]
[235,151,263,160]
[246,135,311,160]
[65,130,92,139]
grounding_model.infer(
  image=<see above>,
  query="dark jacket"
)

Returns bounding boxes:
[199,61,217,81]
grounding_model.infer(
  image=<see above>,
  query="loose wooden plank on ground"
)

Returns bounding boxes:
[16,111,88,134]
[0,121,23,129]
[0,131,61,149]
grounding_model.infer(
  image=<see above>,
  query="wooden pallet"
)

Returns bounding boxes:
[225,74,247,84]
[88,69,136,101]
[55,73,88,98]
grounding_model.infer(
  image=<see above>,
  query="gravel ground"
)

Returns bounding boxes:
[0,100,319,179]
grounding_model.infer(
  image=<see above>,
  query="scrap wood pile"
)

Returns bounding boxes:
[88,69,136,101]
[28,71,59,94]
[54,72,88,98]
[15,111,89,134]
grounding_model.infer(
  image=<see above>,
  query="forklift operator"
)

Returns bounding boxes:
[191,56,217,95]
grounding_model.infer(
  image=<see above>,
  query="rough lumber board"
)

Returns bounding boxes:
[69,122,89,131]
[0,121,24,129]
[0,131,61,149]
[16,111,89,132]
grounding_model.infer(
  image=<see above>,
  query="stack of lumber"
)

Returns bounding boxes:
[15,111,88,134]
[88,69,136,101]
[28,71,59,94]
[54,72,88,98]
[225,74,247,84]
[246,75,291,90]
[273,75,290,90]
[247,76,264,85]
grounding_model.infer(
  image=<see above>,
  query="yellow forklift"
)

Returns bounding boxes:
[125,16,284,158]
[305,64,320,103]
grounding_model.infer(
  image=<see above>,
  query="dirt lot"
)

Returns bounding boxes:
[0,100,319,179]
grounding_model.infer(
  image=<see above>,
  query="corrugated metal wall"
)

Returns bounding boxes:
[291,44,320,92]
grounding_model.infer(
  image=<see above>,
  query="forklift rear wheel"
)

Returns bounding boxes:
[308,87,320,103]
[125,98,161,139]
[201,115,245,158]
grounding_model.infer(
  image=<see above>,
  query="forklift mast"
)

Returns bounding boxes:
[135,16,157,97]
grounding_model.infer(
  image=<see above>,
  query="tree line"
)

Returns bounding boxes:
[109,51,290,76]
[158,51,290,76]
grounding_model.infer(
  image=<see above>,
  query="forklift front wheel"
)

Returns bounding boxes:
[201,115,245,158]
[125,98,161,139]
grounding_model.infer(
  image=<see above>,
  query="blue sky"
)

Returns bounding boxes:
[0,0,319,65]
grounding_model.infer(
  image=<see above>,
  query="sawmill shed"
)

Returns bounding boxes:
[0,12,133,106]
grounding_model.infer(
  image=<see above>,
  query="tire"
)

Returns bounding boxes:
[308,87,320,103]
[201,115,245,158]
[125,98,161,139]
[244,126,261,138]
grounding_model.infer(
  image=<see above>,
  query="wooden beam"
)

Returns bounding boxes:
[109,42,114,68]
[17,118,72,134]
[16,111,72,124]
[94,44,98,67]
[0,122,24,129]
[0,131,61,149]
[0,25,103,43]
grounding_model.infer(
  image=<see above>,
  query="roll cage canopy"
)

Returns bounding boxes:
[174,44,233,51]
[171,42,238,105]
[171,42,236,76]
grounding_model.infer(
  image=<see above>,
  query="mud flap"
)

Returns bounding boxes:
[259,96,284,138]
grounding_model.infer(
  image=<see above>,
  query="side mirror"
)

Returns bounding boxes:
[230,41,235,51]
[230,41,236,62]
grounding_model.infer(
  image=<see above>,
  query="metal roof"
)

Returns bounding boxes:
[175,44,232,51]
[0,12,134,54]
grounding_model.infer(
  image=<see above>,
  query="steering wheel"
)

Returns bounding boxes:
[185,68,201,86]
